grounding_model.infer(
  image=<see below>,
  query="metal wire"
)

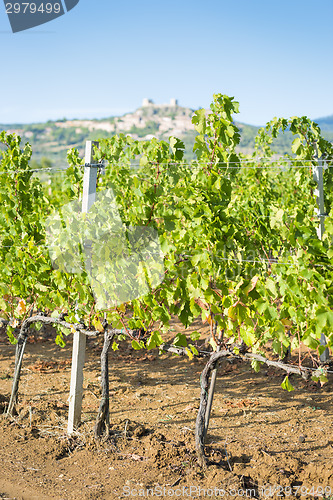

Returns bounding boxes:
[1,242,331,270]
[122,162,317,170]
[177,253,333,268]
[0,159,331,175]
[0,166,69,175]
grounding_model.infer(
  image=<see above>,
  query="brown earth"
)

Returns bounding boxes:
[0,319,333,500]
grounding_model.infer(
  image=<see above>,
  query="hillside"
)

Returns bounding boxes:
[315,114,333,131]
[0,100,332,169]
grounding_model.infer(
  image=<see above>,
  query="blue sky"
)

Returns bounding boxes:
[0,0,332,125]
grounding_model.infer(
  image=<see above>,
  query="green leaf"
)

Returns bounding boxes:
[312,372,328,385]
[189,299,202,316]
[302,334,319,350]
[169,136,185,160]
[265,278,277,297]
[241,328,257,347]
[173,333,187,347]
[146,331,163,350]
[270,208,284,229]
[190,331,201,341]
[132,340,144,350]
[192,108,207,134]
[255,300,268,315]
[291,137,302,155]
[6,327,18,345]
[251,359,262,373]
[281,375,295,392]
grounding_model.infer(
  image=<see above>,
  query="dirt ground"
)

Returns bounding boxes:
[1,319,333,500]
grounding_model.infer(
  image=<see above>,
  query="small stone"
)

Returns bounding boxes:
[298,435,305,443]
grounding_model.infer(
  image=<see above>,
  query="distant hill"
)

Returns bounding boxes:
[0,101,332,169]
[315,115,333,132]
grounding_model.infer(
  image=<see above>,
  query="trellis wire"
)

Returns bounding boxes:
[0,159,331,175]
[1,240,332,269]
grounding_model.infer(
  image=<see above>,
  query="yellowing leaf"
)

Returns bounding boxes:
[190,345,199,356]
[234,278,244,292]
[195,298,209,311]
[243,276,259,295]
[185,347,194,360]
[112,342,119,351]
[17,299,26,316]
[92,318,104,332]
[228,305,237,322]
[281,318,293,328]
[201,308,211,323]
[118,303,126,313]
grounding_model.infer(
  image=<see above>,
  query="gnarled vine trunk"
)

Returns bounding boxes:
[195,350,229,468]
[7,328,29,415]
[94,330,115,439]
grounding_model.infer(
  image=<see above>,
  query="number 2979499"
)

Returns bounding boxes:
[5,3,62,15]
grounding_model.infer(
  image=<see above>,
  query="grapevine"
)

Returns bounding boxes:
[1,94,333,468]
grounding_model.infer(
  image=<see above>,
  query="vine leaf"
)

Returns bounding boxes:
[281,375,295,392]
[16,299,26,316]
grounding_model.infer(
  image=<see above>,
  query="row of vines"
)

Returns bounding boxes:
[1,94,333,462]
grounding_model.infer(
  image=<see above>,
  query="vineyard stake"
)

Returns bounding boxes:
[67,140,99,434]
[313,144,329,363]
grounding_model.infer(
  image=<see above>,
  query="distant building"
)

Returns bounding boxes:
[142,98,179,107]
[142,98,154,107]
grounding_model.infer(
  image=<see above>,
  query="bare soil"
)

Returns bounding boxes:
[1,319,333,500]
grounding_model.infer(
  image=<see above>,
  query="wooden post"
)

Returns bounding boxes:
[313,145,329,363]
[313,152,325,240]
[67,141,99,434]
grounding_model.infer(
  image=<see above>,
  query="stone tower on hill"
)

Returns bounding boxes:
[142,98,178,107]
